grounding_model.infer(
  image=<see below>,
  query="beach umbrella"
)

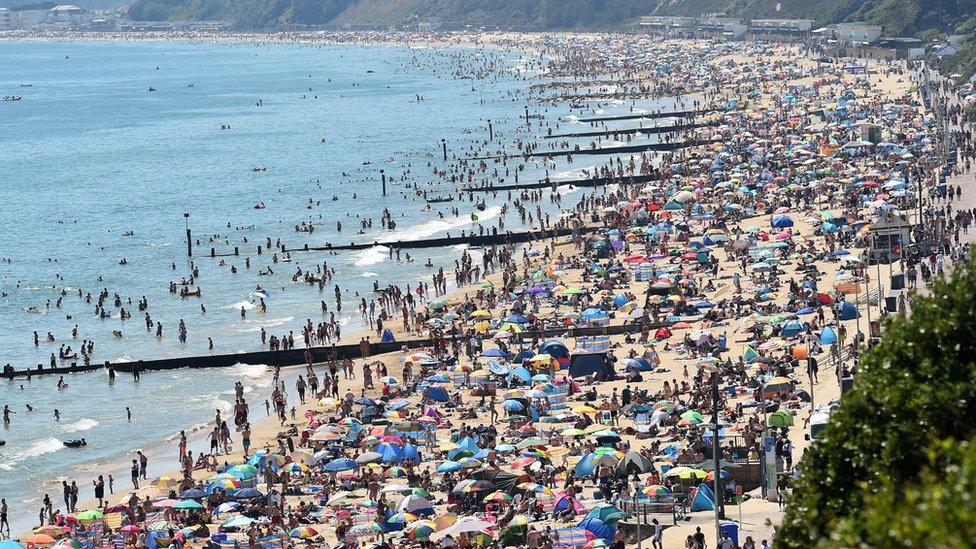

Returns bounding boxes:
[212,502,240,515]
[406,520,437,541]
[680,410,705,423]
[23,535,56,547]
[289,527,319,539]
[502,399,525,412]
[150,476,179,490]
[146,520,177,532]
[0,542,26,549]
[387,512,418,524]
[233,488,264,500]
[324,457,359,472]
[436,460,462,473]
[433,516,495,539]
[509,515,532,527]
[227,464,257,480]
[517,482,554,496]
[221,515,254,528]
[31,527,65,538]
[178,488,206,500]
[483,490,513,503]
[398,495,434,515]
[173,500,203,510]
[663,467,707,479]
[356,451,383,464]
[75,509,104,521]
[641,485,673,499]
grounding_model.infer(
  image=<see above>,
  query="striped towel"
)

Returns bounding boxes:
[102,512,123,531]
[553,527,589,548]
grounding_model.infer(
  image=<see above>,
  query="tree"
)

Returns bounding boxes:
[777,260,976,547]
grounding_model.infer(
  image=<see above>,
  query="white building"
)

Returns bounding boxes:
[749,18,814,35]
[836,23,882,44]
[640,16,695,31]
[0,8,11,30]
[700,17,747,39]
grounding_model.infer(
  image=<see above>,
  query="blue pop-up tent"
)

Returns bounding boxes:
[837,301,859,320]
[690,483,716,511]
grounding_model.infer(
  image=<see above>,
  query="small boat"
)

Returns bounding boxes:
[147,86,156,92]
[3,96,22,101]
[20,84,32,87]
[0,440,6,447]
[251,166,267,172]
[426,195,454,203]
[63,439,87,448]
[254,202,266,209]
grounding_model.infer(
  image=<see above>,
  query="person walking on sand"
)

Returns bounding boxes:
[138,451,148,480]
[130,459,139,489]
[93,475,105,508]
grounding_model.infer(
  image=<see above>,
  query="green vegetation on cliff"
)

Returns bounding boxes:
[776,261,976,547]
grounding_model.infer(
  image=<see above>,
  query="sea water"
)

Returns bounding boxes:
[0,39,668,530]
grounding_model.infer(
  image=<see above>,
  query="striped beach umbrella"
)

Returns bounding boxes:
[288,527,318,539]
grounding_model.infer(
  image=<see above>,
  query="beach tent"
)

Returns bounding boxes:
[690,484,716,512]
[425,386,449,402]
[624,358,654,372]
[837,301,859,320]
[381,329,396,343]
[508,366,532,383]
[577,518,614,542]
[780,320,805,338]
[584,503,629,524]
[513,349,535,362]
[539,339,570,359]
[568,353,614,379]
[771,215,794,228]
[820,327,838,345]
[553,494,586,516]
[468,468,521,491]
[617,451,653,474]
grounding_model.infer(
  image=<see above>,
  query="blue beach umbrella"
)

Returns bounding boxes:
[324,457,358,472]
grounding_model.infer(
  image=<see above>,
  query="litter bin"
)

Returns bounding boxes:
[719,522,739,547]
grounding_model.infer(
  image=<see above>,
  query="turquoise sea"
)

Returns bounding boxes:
[0,39,668,532]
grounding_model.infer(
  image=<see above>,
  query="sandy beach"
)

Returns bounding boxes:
[2,28,967,549]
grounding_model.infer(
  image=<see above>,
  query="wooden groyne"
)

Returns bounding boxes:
[2,322,671,380]
[282,226,597,253]
[543,120,719,140]
[462,173,661,193]
[471,139,710,161]
[575,108,715,123]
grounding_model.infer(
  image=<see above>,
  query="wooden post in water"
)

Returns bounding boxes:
[525,105,529,126]
[488,119,493,141]
[381,169,386,196]
[184,213,192,257]
[441,139,447,161]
